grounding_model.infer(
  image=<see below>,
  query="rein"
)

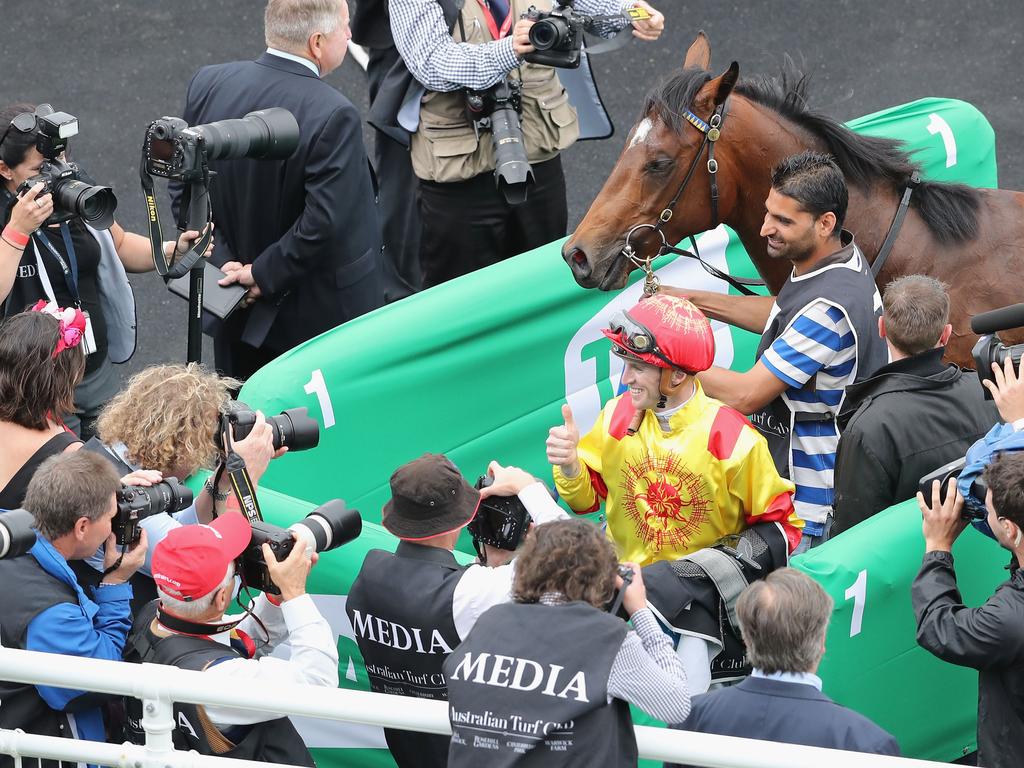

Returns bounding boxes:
[871,171,920,278]
[620,100,765,297]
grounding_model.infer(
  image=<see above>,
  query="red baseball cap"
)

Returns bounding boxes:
[152,513,252,601]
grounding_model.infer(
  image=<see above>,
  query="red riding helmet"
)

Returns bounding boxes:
[602,294,715,373]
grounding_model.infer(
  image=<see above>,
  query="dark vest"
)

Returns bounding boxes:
[346,542,465,768]
[444,601,635,768]
[123,601,314,765]
[752,236,887,475]
[0,553,78,749]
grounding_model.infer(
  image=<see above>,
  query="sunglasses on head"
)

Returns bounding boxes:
[0,104,53,153]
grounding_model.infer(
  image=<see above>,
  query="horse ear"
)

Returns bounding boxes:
[709,61,740,106]
[683,31,712,70]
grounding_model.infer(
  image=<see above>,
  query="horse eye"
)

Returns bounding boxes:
[644,158,675,175]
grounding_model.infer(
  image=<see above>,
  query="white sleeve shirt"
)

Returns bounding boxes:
[451,482,569,639]
[199,593,339,727]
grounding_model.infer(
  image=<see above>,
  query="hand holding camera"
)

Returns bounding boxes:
[616,562,647,616]
[261,532,316,603]
[480,461,536,499]
[9,182,53,236]
[917,478,969,553]
[102,527,148,584]
[984,356,1024,425]
[226,409,283,485]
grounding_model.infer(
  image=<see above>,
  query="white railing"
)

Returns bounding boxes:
[0,648,952,768]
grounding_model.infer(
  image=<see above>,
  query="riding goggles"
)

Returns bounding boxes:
[0,104,53,153]
[607,309,679,370]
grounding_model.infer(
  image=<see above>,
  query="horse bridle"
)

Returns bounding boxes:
[620,99,764,297]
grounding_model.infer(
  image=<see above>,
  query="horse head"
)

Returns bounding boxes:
[562,33,741,290]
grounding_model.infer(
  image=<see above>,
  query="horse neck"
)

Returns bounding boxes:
[721,98,902,290]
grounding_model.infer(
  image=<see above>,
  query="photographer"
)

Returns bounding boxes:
[444,519,690,766]
[912,454,1024,768]
[346,455,568,768]
[388,0,664,286]
[126,508,337,763]
[0,450,147,751]
[0,103,208,438]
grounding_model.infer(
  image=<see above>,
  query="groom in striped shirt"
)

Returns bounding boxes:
[665,151,887,551]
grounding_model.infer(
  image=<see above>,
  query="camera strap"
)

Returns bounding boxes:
[220,416,264,525]
[140,150,214,281]
[157,605,244,637]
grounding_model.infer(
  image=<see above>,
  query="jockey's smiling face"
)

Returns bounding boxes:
[621,359,664,411]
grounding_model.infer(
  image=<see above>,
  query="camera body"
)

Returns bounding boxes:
[113,478,194,547]
[973,334,1024,399]
[523,2,590,69]
[143,109,301,183]
[238,500,362,595]
[463,79,534,205]
[13,110,117,230]
[468,475,534,562]
[221,401,320,453]
[918,458,989,521]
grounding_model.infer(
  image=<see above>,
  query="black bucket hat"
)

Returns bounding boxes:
[382,453,481,540]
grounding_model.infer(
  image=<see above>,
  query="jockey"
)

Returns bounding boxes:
[547,294,802,566]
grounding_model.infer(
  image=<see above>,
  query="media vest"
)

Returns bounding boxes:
[752,237,887,482]
[123,601,314,765]
[346,542,466,767]
[409,0,581,183]
[444,601,635,768]
[0,554,78,749]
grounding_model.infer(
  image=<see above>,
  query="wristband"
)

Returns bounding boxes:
[2,225,29,247]
[1,235,25,251]
[204,477,230,502]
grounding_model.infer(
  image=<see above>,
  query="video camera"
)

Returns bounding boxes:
[12,107,117,229]
[464,80,534,205]
[240,500,362,595]
[523,1,594,69]
[971,302,1024,397]
[468,474,534,563]
[113,478,194,546]
[221,401,320,453]
[918,458,990,522]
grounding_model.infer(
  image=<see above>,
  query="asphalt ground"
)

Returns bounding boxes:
[2,0,1022,377]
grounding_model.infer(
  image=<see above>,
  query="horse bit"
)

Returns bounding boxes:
[622,102,728,297]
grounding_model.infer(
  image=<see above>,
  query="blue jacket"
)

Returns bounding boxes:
[26,534,134,743]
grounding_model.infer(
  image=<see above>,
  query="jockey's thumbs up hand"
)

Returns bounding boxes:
[546,403,581,478]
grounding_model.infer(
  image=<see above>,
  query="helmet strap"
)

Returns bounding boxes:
[656,367,688,409]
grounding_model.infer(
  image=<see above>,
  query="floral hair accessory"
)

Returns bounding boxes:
[30,300,87,357]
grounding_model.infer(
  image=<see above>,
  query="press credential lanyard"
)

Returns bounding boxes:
[31,223,81,307]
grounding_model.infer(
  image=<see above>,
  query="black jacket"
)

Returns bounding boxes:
[667,676,899,766]
[832,347,997,536]
[181,52,384,355]
[913,551,1024,768]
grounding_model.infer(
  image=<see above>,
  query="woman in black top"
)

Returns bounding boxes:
[0,102,208,438]
[0,309,86,509]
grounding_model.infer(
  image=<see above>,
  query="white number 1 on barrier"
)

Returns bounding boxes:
[844,569,868,637]
[304,369,336,429]
[926,113,957,168]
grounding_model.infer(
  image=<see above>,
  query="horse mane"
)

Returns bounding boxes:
[643,60,980,244]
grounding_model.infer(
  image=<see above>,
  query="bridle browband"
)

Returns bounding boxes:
[619,99,765,298]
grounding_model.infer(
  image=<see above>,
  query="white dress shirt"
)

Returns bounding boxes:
[265,47,320,77]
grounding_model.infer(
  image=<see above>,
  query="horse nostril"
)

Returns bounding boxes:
[564,247,591,277]
[573,251,586,266]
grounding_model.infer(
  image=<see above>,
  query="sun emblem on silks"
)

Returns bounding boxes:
[619,453,710,552]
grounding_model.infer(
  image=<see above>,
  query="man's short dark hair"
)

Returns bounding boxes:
[735,568,833,674]
[883,275,951,356]
[771,151,848,234]
[984,451,1024,530]
[24,451,120,540]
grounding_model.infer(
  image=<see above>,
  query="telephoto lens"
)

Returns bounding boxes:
[225,403,320,452]
[290,500,362,555]
[54,177,117,230]
[194,108,300,162]
[0,509,37,559]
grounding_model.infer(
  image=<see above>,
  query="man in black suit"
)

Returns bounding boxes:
[182,0,384,379]
[667,569,899,765]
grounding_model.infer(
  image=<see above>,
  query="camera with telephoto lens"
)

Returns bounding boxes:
[113,478,194,547]
[918,458,989,522]
[222,401,320,453]
[523,1,592,69]
[464,79,534,205]
[468,475,534,563]
[0,509,39,560]
[13,109,117,230]
[973,336,1024,398]
[239,500,362,594]
[142,109,300,183]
